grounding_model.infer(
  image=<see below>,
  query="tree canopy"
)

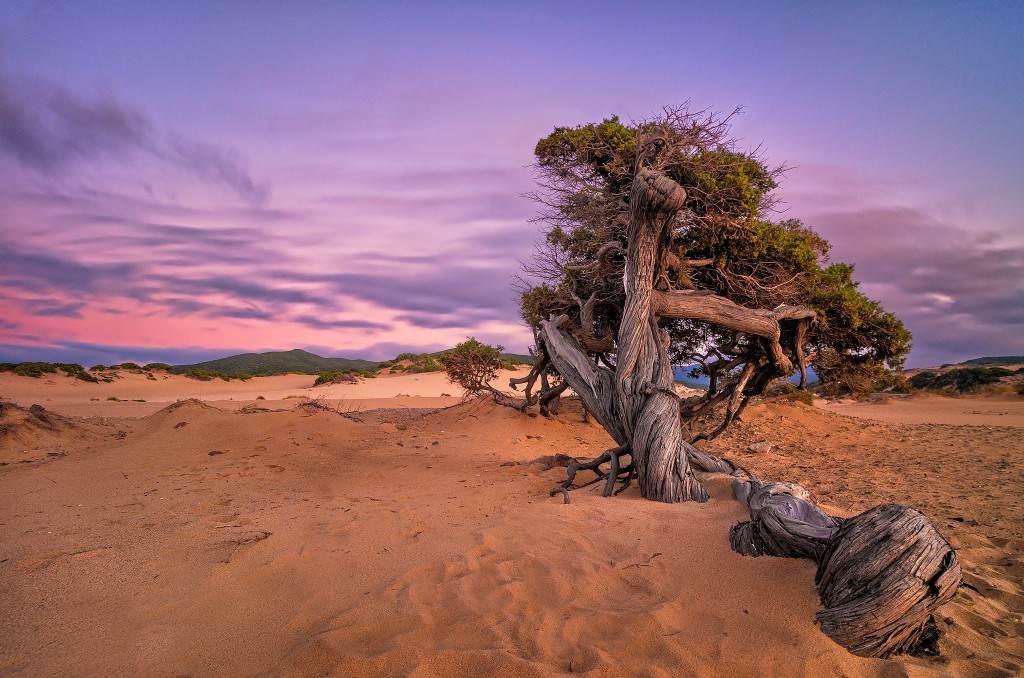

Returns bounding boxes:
[516,105,911,440]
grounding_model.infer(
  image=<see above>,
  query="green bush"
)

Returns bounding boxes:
[90,364,106,371]
[439,338,504,393]
[57,363,98,382]
[184,368,216,381]
[143,362,172,371]
[0,362,58,378]
[1,361,96,381]
[314,369,376,385]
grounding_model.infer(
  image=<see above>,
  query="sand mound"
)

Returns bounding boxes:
[0,401,103,464]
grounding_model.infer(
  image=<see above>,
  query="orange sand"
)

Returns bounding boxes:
[1,371,1021,676]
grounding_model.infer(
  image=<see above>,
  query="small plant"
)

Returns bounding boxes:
[143,362,172,371]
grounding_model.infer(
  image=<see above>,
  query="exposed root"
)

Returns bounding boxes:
[550,444,634,499]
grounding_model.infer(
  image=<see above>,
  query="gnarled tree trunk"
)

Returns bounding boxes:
[538,168,707,502]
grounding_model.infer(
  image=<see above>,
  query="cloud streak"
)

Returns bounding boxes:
[0,69,268,203]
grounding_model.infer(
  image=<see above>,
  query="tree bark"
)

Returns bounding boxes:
[616,169,706,502]
[729,474,961,657]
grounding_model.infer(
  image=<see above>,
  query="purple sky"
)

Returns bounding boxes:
[1,2,1021,368]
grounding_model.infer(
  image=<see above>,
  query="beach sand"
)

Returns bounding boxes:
[1,372,1021,676]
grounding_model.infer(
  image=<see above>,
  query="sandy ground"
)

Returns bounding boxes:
[1,371,1022,677]
[0,368,513,418]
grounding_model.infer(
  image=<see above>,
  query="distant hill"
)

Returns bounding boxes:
[500,352,534,365]
[905,356,1024,378]
[173,349,378,376]
[960,356,1024,367]
[172,347,533,377]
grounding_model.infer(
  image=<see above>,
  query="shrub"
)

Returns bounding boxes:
[184,368,216,381]
[314,369,375,385]
[143,362,172,371]
[439,338,504,394]
[90,364,106,371]
[314,371,343,385]
[0,362,58,378]
[57,363,98,382]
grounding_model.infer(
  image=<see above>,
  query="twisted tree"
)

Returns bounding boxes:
[510,105,960,658]
[512,105,911,502]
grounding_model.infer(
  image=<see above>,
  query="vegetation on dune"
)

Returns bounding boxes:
[183,368,253,382]
[387,353,444,374]
[313,369,377,385]
[0,362,98,382]
[909,366,1020,393]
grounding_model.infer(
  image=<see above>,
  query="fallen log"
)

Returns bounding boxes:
[815,504,961,657]
[726,471,961,658]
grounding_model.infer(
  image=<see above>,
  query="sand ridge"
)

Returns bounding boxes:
[1,372,1022,676]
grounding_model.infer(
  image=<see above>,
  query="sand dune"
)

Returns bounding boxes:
[1,373,1021,676]
[0,368,529,417]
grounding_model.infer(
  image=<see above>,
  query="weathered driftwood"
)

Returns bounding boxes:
[729,479,841,561]
[815,504,961,658]
[726,471,961,658]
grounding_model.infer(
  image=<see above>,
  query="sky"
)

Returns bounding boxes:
[0,2,1021,368]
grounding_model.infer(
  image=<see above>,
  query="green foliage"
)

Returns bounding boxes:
[313,369,376,385]
[183,368,254,382]
[387,353,443,373]
[57,363,98,382]
[143,362,172,371]
[439,338,504,393]
[114,362,142,370]
[0,361,97,382]
[90,364,106,371]
[909,367,1013,393]
[0,362,58,378]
